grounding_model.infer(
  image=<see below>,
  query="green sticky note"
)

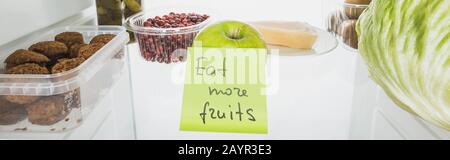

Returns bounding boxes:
[180,47,268,134]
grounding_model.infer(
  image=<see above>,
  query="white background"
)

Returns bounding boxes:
[0,0,93,46]
[2,0,444,139]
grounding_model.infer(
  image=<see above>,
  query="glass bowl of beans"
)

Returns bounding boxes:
[125,7,212,63]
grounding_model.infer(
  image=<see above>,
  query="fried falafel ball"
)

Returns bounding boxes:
[75,43,104,59]
[26,96,70,126]
[50,57,84,110]
[4,49,50,69]
[6,63,50,74]
[3,96,40,105]
[69,43,88,58]
[4,63,49,105]
[0,98,27,125]
[90,34,115,44]
[51,57,85,74]
[28,41,68,60]
[55,32,84,48]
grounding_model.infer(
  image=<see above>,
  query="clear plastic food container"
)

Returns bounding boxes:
[125,8,211,63]
[0,26,129,132]
[326,1,369,51]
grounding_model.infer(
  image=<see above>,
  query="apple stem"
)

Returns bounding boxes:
[230,27,241,39]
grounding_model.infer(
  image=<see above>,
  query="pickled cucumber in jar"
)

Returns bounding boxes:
[124,0,142,18]
[96,0,124,25]
[124,0,142,42]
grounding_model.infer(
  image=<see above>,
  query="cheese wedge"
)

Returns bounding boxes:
[251,21,318,49]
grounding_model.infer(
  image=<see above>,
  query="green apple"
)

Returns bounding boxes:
[193,21,267,48]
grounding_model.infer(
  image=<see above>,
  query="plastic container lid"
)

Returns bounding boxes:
[341,2,370,8]
[124,7,212,35]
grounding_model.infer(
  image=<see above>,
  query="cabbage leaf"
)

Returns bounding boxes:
[357,0,450,130]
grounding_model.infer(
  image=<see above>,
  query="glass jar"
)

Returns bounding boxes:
[124,0,142,18]
[324,0,371,51]
[124,0,143,42]
[95,0,125,25]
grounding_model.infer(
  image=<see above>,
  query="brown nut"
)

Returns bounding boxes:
[340,20,359,49]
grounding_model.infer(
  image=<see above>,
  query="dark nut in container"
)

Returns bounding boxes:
[55,32,85,48]
[0,98,27,125]
[340,20,359,49]
[28,41,68,60]
[90,34,116,44]
[4,49,50,69]
[26,96,70,126]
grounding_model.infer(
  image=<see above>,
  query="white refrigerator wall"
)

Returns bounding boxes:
[350,56,450,140]
[144,0,324,27]
[0,0,93,46]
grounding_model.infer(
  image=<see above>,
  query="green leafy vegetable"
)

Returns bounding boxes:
[357,0,450,130]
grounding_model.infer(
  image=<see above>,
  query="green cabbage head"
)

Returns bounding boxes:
[357,0,450,130]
